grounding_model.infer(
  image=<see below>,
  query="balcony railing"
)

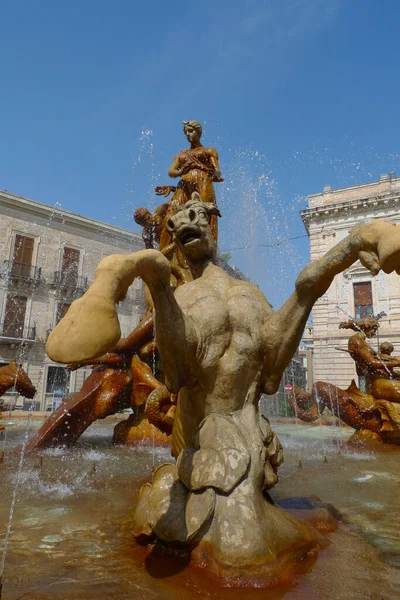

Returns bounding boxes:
[3,260,41,281]
[53,271,88,291]
[0,324,36,341]
[355,304,374,319]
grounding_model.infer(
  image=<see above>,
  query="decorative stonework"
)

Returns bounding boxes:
[302,194,400,233]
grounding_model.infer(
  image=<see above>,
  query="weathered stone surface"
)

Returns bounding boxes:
[186,488,215,542]
[177,414,250,493]
[147,464,188,543]
[132,482,153,539]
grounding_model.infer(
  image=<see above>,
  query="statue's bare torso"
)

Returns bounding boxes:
[172,262,273,451]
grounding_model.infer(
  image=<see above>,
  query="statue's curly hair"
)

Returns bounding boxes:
[380,341,394,355]
[172,193,221,218]
[182,120,202,137]
[339,316,379,333]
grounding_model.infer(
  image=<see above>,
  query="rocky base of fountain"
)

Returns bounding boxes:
[347,428,400,451]
[131,404,338,587]
[113,414,171,447]
[133,495,337,588]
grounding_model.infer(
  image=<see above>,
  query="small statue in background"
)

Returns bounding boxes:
[339,317,400,398]
[133,204,170,250]
[291,317,400,445]
[378,341,400,377]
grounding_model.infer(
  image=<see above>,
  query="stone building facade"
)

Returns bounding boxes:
[0,190,144,411]
[301,174,400,388]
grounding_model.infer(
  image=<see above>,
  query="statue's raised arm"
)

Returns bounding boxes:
[46,248,198,393]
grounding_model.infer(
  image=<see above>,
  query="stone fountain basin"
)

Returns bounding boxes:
[0,417,399,599]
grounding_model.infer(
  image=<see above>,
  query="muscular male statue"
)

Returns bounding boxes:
[46,195,400,578]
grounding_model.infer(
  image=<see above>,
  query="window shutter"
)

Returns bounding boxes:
[3,295,27,337]
[13,235,34,265]
[354,282,372,306]
[56,303,71,324]
[353,282,373,318]
[61,248,80,284]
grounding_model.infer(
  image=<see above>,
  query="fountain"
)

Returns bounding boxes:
[36,120,400,586]
[290,316,400,447]
[3,123,400,597]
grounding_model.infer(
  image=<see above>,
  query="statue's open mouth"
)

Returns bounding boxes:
[179,227,201,245]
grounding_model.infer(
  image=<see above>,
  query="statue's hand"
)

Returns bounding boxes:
[180,157,208,175]
[212,171,224,182]
[155,185,176,197]
[352,221,400,275]
[46,287,122,365]
[179,162,196,175]
[46,250,171,364]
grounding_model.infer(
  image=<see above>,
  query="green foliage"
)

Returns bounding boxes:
[219,252,232,264]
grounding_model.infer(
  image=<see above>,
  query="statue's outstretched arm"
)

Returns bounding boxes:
[46,250,197,392]
[352,340,400,370]
[262,220,400,393]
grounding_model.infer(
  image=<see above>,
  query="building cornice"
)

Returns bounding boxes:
[0,190,143,247]
[300,193,400,234]
[307,176,399,200]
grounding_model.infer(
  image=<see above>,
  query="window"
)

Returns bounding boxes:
[2,294,27,338]
[46,366,70,395]
[12,235,34,277]
[353,282,373,319]
[56,302,71,325]
[61,247,80,286]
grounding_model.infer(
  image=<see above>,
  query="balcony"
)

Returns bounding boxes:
[52,271,88,291]
[3,260,41,281]
[0,324,36,342]
[355,304,374,319]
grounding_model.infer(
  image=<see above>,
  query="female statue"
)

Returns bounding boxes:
[155,120,223,242]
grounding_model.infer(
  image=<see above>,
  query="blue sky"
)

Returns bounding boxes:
[2,1,400,307]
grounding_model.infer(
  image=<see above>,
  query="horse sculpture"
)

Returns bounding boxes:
[0,361,36,430]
